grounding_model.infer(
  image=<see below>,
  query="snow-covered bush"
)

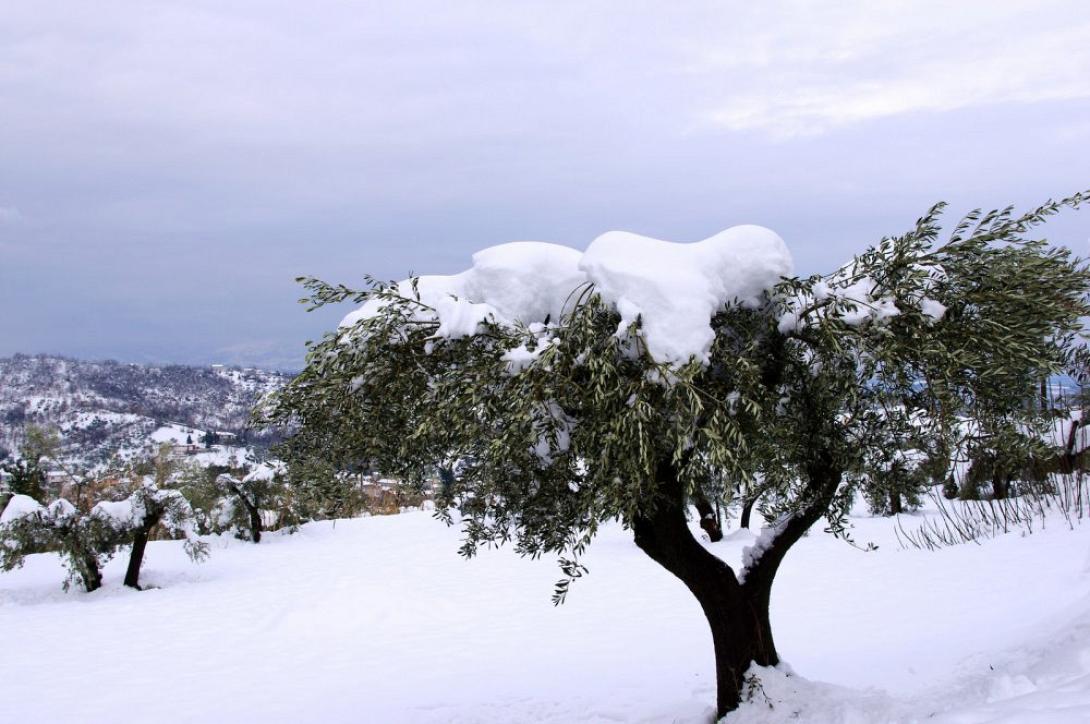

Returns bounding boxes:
[0,495,117,591]
[265,194,1089,716]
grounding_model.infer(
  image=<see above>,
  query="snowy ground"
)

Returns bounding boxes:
[3,505,1090,723]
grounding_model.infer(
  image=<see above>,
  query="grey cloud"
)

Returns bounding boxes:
[0,1,1087,368]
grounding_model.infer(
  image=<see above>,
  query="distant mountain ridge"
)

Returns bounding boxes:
[0,354,292,468]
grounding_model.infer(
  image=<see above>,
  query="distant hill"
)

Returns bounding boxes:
[0,354,292,469]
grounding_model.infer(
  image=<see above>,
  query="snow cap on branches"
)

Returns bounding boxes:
[340,226,792,366]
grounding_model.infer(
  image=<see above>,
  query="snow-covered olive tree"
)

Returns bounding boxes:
[91,482,208,589]
[264,193,1089,716]
[0,496,115,591]
[214,467,282,543]
[0,484,207,592]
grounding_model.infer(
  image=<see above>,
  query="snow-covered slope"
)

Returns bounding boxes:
[2,506,1089,723]
[0,354,291,467]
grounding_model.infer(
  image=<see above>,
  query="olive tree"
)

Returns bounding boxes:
[91,482,208,589]
[1,496,116,591]
[214,467,283,543]
[264,193,1088,716]
[1,484,207,592]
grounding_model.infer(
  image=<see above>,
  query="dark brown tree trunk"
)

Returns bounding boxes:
[631,451,843,717]
[692,490,723,542]
[124,529,150,589]
[740,494,757,529]
[124,510,163,590]
[246,503,262,543]
[889,491,903,515]
[76,551,102,592]
[633,463,778,717]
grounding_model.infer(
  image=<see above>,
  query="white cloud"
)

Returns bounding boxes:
[698,4,1090,137]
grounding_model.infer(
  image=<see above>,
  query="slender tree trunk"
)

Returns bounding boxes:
[692,490,723,542]
[739,493,759,529]
[1060,420,1081,474]
[124,510,163,590]
[242,499,262,543]
[249,505,262,543]
[124,529,150,589]
[889,491,903,515]
[632,449,843,717]
[633,463,777,716]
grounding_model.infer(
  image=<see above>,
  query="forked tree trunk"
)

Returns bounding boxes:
[634,457,842,717]
[633,464,778,716]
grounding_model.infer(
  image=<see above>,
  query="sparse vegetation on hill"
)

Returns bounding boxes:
[0,354,292,469]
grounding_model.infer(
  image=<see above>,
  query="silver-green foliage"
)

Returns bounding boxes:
[0,498,116,591]
[262,194,1090,592]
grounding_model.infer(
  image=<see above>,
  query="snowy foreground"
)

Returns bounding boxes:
[3,507,1090,723]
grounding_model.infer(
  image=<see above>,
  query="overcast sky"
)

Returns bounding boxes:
[1,1,1088,369]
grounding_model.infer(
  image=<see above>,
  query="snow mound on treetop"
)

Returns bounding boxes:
[339,241,584,335]
[581,225,792,364]
[0,494,43,524]
[91,499,140,528]
[340,226,792,365]
[466,242,586,324]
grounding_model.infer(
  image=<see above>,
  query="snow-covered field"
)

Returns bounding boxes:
[3,506,1090,723]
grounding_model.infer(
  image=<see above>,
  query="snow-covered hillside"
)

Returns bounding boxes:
[2,505,1089,723]
[0,355,291,468]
